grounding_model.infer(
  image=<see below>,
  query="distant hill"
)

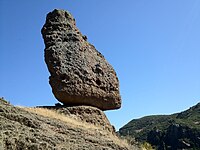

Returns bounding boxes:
[119,102,200,149]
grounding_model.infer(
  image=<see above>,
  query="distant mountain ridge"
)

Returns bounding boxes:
[119,102,200,149]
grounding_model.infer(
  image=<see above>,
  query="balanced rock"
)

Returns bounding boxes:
[41,9,121,110]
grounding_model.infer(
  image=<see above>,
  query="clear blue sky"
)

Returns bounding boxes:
[1,1,200,130]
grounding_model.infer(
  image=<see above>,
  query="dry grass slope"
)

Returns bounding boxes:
[23,107,99,130]
[22,107,134,149]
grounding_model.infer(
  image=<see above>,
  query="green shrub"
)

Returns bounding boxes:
[141,142,154,150]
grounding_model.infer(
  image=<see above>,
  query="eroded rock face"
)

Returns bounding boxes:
[41,9,121,110]
[0,98,135,150]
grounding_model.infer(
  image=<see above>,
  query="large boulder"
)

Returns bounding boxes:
[41,9,121,110]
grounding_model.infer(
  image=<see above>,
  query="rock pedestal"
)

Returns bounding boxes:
[38,105,115,132]
[41,9,121,110]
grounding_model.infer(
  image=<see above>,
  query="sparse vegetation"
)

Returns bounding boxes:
[0,97,10,104]
[23,107,100,130]
[119,135,155,150]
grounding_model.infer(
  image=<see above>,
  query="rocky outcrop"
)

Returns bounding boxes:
[38,105,115,132]
[0,98,136,150]
[41,9,121,110]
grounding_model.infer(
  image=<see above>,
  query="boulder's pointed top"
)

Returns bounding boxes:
[45,9,75,25]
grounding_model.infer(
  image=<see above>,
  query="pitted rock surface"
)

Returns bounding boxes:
[41,9,121,110]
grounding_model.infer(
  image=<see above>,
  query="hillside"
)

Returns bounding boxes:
[0,98,138,150]
[119,103,200,149]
